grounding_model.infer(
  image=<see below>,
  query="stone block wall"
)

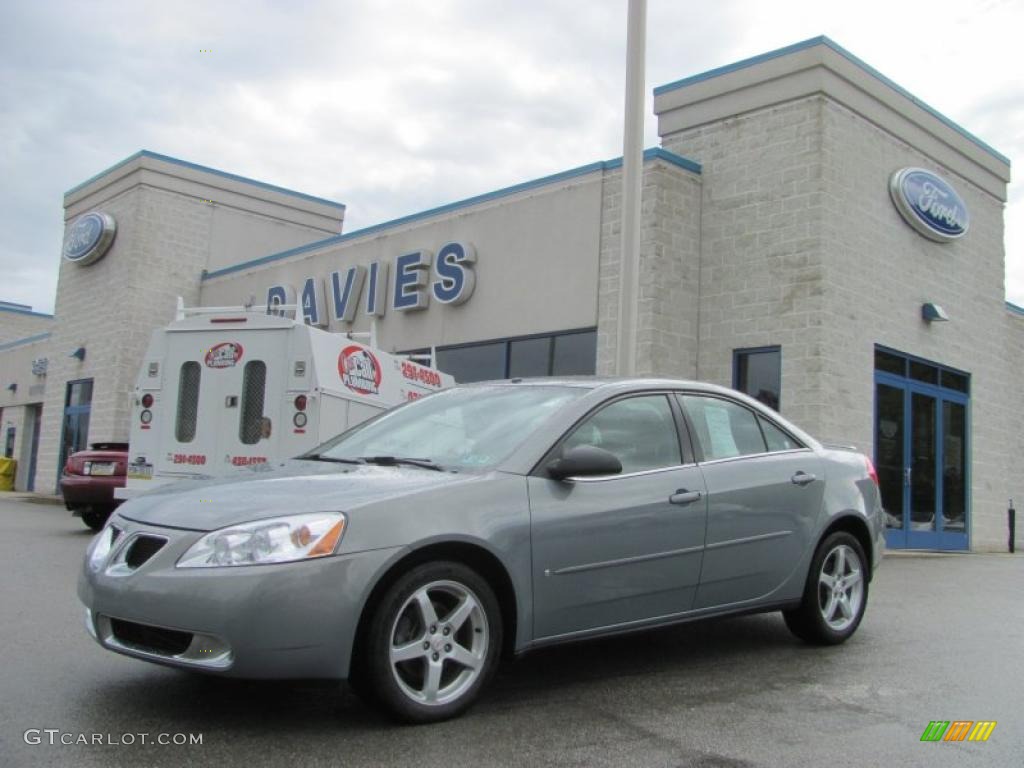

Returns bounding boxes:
[596,158,703,378]
[661,96,829,430]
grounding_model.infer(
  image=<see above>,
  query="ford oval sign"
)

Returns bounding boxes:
[889,168,969,242]
[62,211,117,265]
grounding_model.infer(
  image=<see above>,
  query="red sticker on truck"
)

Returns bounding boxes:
[338,345,382,395]
[205,342,244,368]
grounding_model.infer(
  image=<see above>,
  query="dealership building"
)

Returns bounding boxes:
[1,37,1019,551]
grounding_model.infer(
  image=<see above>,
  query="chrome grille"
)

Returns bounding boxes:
[110,618,193,655]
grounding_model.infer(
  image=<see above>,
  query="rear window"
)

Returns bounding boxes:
[239,361,267,445]
[175,362,201,443]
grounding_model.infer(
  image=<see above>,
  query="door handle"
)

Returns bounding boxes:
[669,489,702,505]
[791,472,816,487]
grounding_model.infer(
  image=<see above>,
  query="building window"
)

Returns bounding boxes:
[508,336,551,378]
[734,346,781,411]
[239,361,267,445]
[436,343,506,384]
[175,362,201,443]
[408,328,597,384]
[552,331,597,375]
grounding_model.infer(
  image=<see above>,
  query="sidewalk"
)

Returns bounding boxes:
[0,490,64,505]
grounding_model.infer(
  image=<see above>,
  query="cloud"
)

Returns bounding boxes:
[0,0,1020,314]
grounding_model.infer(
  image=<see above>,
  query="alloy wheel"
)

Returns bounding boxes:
[388,580,489,707]
[817,544,864,632]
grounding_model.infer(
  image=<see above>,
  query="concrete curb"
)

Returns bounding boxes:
[0,491,64,506]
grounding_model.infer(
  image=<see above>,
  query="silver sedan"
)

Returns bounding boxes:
[79,379,884,723]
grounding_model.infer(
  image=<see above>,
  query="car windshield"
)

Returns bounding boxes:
[308,384,585,470]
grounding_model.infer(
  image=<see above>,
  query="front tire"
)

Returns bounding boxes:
[783,532,868,645]
[80,507,111,531]
[359,561,502,723]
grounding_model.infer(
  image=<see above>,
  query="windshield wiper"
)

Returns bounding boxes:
[301,454,363,464]
[358,456,445,471]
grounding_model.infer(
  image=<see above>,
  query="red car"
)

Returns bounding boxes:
[60,442,128,530]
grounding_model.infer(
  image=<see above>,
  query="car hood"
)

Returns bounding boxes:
[115,460,478,532]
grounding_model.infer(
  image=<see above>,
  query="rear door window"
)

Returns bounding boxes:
[759,416,803,452]
[679,395,766,460]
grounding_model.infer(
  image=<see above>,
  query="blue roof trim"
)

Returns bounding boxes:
[0,332,51,351]
[654,36,1009,166]
[611,147,702,174]
[1006,301,1024,317]
[64,150,347,210]
[202,149,701,281]
[0,305,54,319]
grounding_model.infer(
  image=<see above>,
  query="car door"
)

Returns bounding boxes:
[529,393,708,640]
[678,394,824,609]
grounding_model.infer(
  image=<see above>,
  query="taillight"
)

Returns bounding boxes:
[865,456,879,485]
[141,393,154,408]
[294,395,307,411]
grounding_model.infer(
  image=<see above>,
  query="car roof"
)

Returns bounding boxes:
[459,376,740,396]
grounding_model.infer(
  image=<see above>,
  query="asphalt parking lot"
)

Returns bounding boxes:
[1,496,1020,768]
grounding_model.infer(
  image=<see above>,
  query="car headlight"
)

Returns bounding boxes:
[88,523,120,572]
[176,512,347,568]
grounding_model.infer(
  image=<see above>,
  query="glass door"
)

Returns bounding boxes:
[875,383,905,533]
[875,348,969,551]
[908,391,938,539]
[58,378,93,484]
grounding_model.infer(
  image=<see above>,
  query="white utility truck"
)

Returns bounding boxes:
[117,302,453,498]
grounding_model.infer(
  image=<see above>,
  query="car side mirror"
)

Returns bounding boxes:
[546,445,622,481]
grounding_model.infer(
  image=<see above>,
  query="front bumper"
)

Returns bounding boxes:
[78,516,401,680]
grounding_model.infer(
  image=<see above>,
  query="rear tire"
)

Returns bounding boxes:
[783,531,868,645]
[357,561,502,723]
[81,507,111,531]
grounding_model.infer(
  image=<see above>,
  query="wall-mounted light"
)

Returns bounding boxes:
[5,383,15,393]
[69,347,86,361]
[922,303,949,323]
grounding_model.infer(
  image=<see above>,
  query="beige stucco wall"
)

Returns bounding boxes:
[0,335,49,490]
[200,171,607,353]
[0,307,53,344]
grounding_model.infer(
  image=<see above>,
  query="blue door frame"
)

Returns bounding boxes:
[875,369,970,551]
[57,379,93,488]
[27,405,41,492]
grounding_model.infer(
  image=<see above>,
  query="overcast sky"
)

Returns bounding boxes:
[1,0,1021,314]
